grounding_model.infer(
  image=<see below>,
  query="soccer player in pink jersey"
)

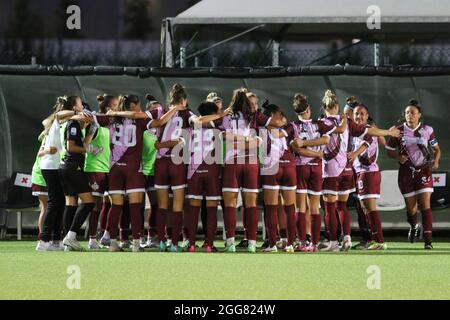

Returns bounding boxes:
[386,100,441,250]
[349,104,388,250]
[185,101,224,253]
[290,93,339,252]
[320,90,400,251]
[89,95,182,252]
[218,88,285,253]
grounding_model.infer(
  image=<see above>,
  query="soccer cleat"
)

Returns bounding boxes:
[319,241,340,252]
[35,240,50,251]
[424,241,433,250]
[205,245,213,253]
[188,245,196,253]
[180,239,190,251]
[341,236,352,252]
[263,245,278,253]
[276,239,287,250]
[247,243,257,253]
[169,244,182,253]
[132,240,144,252]
[108,240,124,252]
[100,234,111,248]
[63,236,84,252]
[260,239,270,249]
[159,241,167,252]
[294,241,309,252]
[224,244,236,253]
[318,239,330,250]
[120,240,131,249]
[352,241,370,250]
[48,241,65,251]
[408,223,421,243]
[284,245,295,253]
[309,245,319,252]
[367,241,388,250]
[236,239,248,248]
[88,239,99,250]
[305,234,312,246]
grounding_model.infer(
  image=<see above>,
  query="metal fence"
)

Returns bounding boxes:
[1,39,450,67]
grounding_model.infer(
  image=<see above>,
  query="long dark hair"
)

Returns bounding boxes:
[169,83,187,105]
[121,94,140,111]
[398,99,424,124]
[97,94,117,114]
[293,93,309,114]
[61,96,80,111]
[229,88,253,124]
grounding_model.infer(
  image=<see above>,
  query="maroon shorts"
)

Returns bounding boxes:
[187,164,222,200]
[398,165,433,197]
[323,171,356,196]
[154,157,187,190]
[88,172,109,197]
[262,165,297,191]
[32,184,48,197]
[145,175,155,192]
[296,164,323,195]
[109,165,145,195]
[356,171,381,200]
[222,163,259,193]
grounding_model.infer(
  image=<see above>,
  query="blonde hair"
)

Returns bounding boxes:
[322,90,338,111]
[38,96,66,141]
[246,91,257,99]
[206,92,222,103]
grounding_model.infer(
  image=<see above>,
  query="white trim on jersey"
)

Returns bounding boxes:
[155,184,170,190]
[264,116,273,128]
[32,191,48,196]
[322,189,338,196]
[171,184,187,190]
[358,194,381,200]
[296,189,308,194]
[262,185,280,190]
[108,190,126,195]
[242,188,260,193]
[186,194,203,200]
[92,192,104,197]
[222,188,240,193]
[280,185,297,191]
[126,188,146,194]
[307,190,323,196]
[358,128,369,140]
[415,188,434,195]
[338,189,356,195]
[205,196,222,201]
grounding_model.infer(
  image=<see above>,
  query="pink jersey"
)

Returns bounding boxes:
[259,123,296,171]
[187,126,222,179]
[352,125,379,173]
[386,123,437,168]
[148,108,197,159]
[292,118,336,166]
[97,115,151,171]
[219,111,271,162]
[323,115,368,178]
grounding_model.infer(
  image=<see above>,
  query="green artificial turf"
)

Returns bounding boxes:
[1,241,450,300]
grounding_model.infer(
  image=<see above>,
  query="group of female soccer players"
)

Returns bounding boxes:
[32,83,441,253]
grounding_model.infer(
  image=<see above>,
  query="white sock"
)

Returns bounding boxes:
[89,238,97,244]
[102,230,110,239]
[248,240,256,246]
[226,237,235,246]
[67,231,77,240]
[281,238,287,242]
[133,239,140,245]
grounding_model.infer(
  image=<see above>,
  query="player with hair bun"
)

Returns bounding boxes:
[386,99,440,250]
[320,90,400,252]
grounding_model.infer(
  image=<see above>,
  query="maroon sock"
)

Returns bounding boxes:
[284,205,296,246]
[356,202,371,241]
[106,204,123,239]
[88,210,100,238]
[99,201,111,232]
[241,207,248,239]
[369,211,384,243]
[245,207,259,241]
[120,203,131,241]
[337,201,351,236]
[421,208,433,242]
[324,202,338,241]
[223,207,237,239]
[187,205,200,246]
[266,205,278,247]
[407,211,418,227]
[156,208,167,242]
[311,214,322,245]
[297,212,307,242]
[206,206,218,246]
[170,212,183,246]
[148,204,158,237]
[129,203,143,240]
